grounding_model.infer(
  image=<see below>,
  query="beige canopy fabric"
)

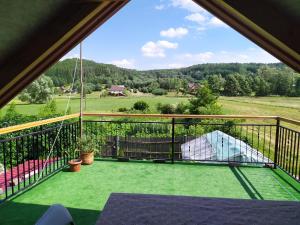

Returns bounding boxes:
[0,0,299,108]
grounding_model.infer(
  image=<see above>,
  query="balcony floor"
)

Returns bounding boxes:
[0,160,300,225]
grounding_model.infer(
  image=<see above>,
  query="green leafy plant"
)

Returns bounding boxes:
[77,136,97,153]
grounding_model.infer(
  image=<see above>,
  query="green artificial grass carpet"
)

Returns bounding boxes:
[0,160,300,225]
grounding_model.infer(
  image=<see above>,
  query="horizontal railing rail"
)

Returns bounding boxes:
[83,113,279,120]
[0,113,80,135]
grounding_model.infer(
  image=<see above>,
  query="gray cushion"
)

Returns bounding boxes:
[35,204,74,225]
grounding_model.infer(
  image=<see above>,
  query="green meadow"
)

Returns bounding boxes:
[2,93,300,121]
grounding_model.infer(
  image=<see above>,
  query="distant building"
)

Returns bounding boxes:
[188,83,200,93]
[109,85,125,96]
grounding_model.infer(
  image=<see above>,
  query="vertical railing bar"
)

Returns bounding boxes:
[284,130,290,171]
[171,118,175,164]
[279,127,285,166]
[257,126,260,163]
[16,138,20,192]
[37,133,40,179]
[288,130,295,174]
[2,142,8,199]
[274,119,280,168]
[251,125,254,163]
[262,125,266,162]
[21,137,26,189]
[282,128,288,170]
[33,134,36,182]
[27,135,31,185]
[9,140,14,195]
[291,131,297,177]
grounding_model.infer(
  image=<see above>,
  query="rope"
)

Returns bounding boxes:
[33,57,79,185]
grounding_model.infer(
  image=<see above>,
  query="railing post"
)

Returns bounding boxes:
[274,118,280,169]
[171,118,175,164]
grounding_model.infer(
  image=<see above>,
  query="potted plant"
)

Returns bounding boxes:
[117,148,129,162]
[67,149,82,172]
[77,136,97,165]
[68,158,82,172]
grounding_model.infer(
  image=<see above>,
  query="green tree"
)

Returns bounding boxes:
[223,74,241,96]
[19,75,54,103]
[295,77,300,96]
[235,74,252,96]
[189,85,220,114]
[254,77,270,96]
[207,74,224,94]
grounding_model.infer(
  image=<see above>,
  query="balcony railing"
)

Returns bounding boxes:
[0,113,299,202]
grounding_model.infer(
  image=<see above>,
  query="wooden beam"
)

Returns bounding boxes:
[83,113,279,120]
[0,113,79,135]
[279,117,300,127]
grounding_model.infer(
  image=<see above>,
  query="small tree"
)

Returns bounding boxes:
[189,85,220,115]
[19,75,54,103]
[133,101,149,111]
[38,100,58,117]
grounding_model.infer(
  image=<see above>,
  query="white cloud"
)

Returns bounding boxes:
[174,48,279,66]
[141,40,178,58]
[185,13,206,24]
[110,59,135,69]
[178,52,214,62]
[185,13,228,30]
[160,27,189,38]
[155,4,165,10]
[171,0,205,13]
[208,17,228,27]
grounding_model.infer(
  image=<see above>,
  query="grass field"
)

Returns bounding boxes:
[2,94,300,121]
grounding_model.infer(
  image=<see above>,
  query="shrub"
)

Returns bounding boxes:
[133,101,149,111]
[118,107,128,112]
[175,102,188,114]
[152,88,167,95]
[157,103,175,114]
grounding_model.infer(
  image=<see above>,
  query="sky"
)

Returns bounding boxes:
[61,0,279,70]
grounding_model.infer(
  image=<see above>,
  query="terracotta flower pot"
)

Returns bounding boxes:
[80,151,94,165]
[68,159,82,172]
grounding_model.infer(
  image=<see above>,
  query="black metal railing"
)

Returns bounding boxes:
[0,121,79,202]
[83,119,277,165]
[1,114,299,203]
[276,124,300,180]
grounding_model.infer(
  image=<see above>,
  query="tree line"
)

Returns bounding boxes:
[44,59,300,97]
[17,59,300,104]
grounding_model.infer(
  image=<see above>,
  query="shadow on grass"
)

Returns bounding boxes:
[0,202,100,225]
[230,166,261,200]
[271,169,300,194]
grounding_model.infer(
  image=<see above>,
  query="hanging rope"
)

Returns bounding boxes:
[34,57,79,185]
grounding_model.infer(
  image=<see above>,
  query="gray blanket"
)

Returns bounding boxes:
[96,193,300,225]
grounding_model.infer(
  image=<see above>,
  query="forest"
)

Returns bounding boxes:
[45,59,300,97]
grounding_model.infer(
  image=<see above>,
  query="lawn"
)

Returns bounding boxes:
[0,160,300,225]
[2,94,300,121]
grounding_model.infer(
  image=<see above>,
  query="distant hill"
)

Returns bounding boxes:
[45,58,284,87]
